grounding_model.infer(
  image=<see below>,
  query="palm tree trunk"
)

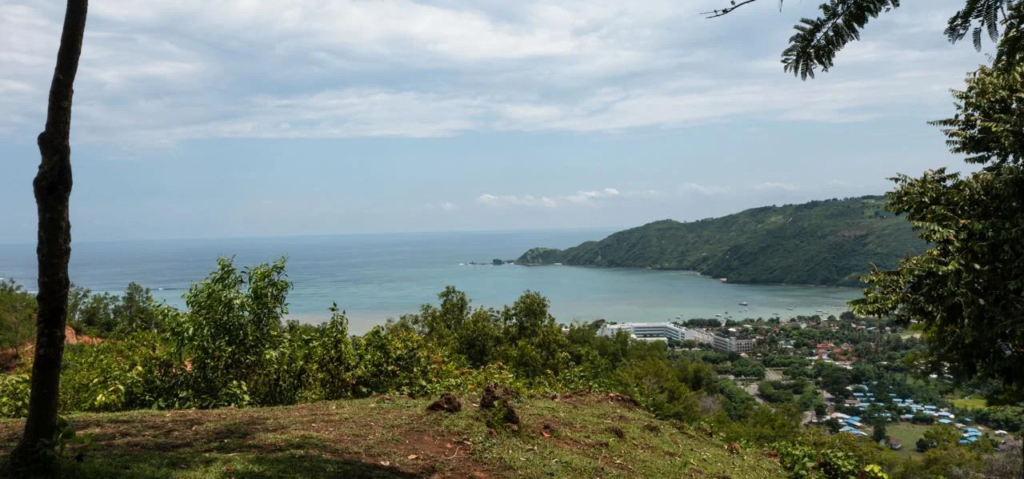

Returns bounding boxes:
[9,0,88,469]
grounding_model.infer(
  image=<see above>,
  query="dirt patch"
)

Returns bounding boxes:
[0,346,23,373]
[607,426,625,439]
[500,403,520,426]
[605,393,641,408]
[426,393,462,413]
[1,327,102,372]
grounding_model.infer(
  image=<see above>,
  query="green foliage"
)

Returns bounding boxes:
[0,257,766,431]
[783,0,901,80]
[66,282,174,338]
[717,403,803,445]
[614,357,702,422]
[0,279,37,350]
[904,444,984,479]
[59,333,177,412]
[173,257,291,407]
[776,441,887,479]
[519,196,924,287]
[945,0,1020,51]
[0,374,30,418]
[871,422,887,443]
[775,430,899,479]
[955,405,1024,432]
[759,379,818,411]
[349,323,456,398]
[302,304,358,400]
[710,0,1016,81]
[852,51,1024,403]
[920,425,961,451]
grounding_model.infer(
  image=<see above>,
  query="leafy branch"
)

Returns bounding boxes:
[706,0,1020,79]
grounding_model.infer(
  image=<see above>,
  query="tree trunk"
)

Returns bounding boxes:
[8,0,87,470]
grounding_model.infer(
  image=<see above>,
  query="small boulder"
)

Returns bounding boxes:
[427,392,462,413]
[480,384,500,410]
[501,402,520,425]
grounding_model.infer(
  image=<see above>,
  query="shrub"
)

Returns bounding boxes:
[0,374,30,418]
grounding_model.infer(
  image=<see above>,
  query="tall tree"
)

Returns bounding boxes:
[707,0,1020,79]
[851,3,1024,402]
[8,0,89,470]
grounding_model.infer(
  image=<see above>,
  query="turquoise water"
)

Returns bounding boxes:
[0,230,860,334]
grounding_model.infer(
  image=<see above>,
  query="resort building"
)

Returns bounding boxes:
[597,322,707,343]
[711,334,755,353]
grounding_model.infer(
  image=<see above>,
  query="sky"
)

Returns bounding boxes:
[0,0,994,242]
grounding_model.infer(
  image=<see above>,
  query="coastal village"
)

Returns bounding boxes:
[592,315,1020,457]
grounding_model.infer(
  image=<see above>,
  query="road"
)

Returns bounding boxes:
[743,382,765,403]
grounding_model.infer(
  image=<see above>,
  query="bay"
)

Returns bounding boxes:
[0,230,860,334]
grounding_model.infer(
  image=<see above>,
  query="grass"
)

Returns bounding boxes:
[0,394,783,478]
[886,423,933,459]
[951,398,987,409]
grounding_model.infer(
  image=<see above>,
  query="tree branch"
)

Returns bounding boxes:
[703,0,769,18]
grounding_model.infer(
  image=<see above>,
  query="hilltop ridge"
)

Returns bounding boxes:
[0,393,782,478]
[517,196,925,287]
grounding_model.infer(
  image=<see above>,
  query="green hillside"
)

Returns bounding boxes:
[0,394,782,479]
[517,196,925,287]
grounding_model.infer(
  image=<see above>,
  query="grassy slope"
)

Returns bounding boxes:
[0,394,782,479]
[517,196,925,287]
[951,398,988,409]
[886,423,933,460]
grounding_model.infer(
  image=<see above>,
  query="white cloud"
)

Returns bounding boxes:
[0,0,984,145]
[478,187,630,208]
[422,201,459,211]
[679,182,729,195]
[563,187,620,205]
[752,182,797,191]
[477,194,558,208]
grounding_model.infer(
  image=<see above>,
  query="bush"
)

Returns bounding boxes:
[0,374,30,418]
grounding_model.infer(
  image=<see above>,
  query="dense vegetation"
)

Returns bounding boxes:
[0,258,904,478]
[517,196,925,286]
[0,281,36,352]
[851,20,1024,404]
[0,259,752,424]
[4,258,1022,477]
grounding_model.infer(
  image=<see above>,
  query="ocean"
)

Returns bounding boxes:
[0,230,861,334]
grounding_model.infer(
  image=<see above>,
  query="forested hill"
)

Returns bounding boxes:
[517,196,926,287]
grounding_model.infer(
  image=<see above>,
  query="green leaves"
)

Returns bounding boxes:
[0,374,31,418]
[945,0,1019,50]
[852,50,1024,403]
[175,256,292,407]
[929,62,1024,169]
[712,0,1019,80]
[782,0,900,79]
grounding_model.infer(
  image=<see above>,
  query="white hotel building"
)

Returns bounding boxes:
[598,322,706,343]
[597,322,752,353]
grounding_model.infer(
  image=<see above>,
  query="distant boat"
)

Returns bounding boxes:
[715,314,722,318]
[719,278,728,283]
[739,302,749,306]
[787,307,794,311]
